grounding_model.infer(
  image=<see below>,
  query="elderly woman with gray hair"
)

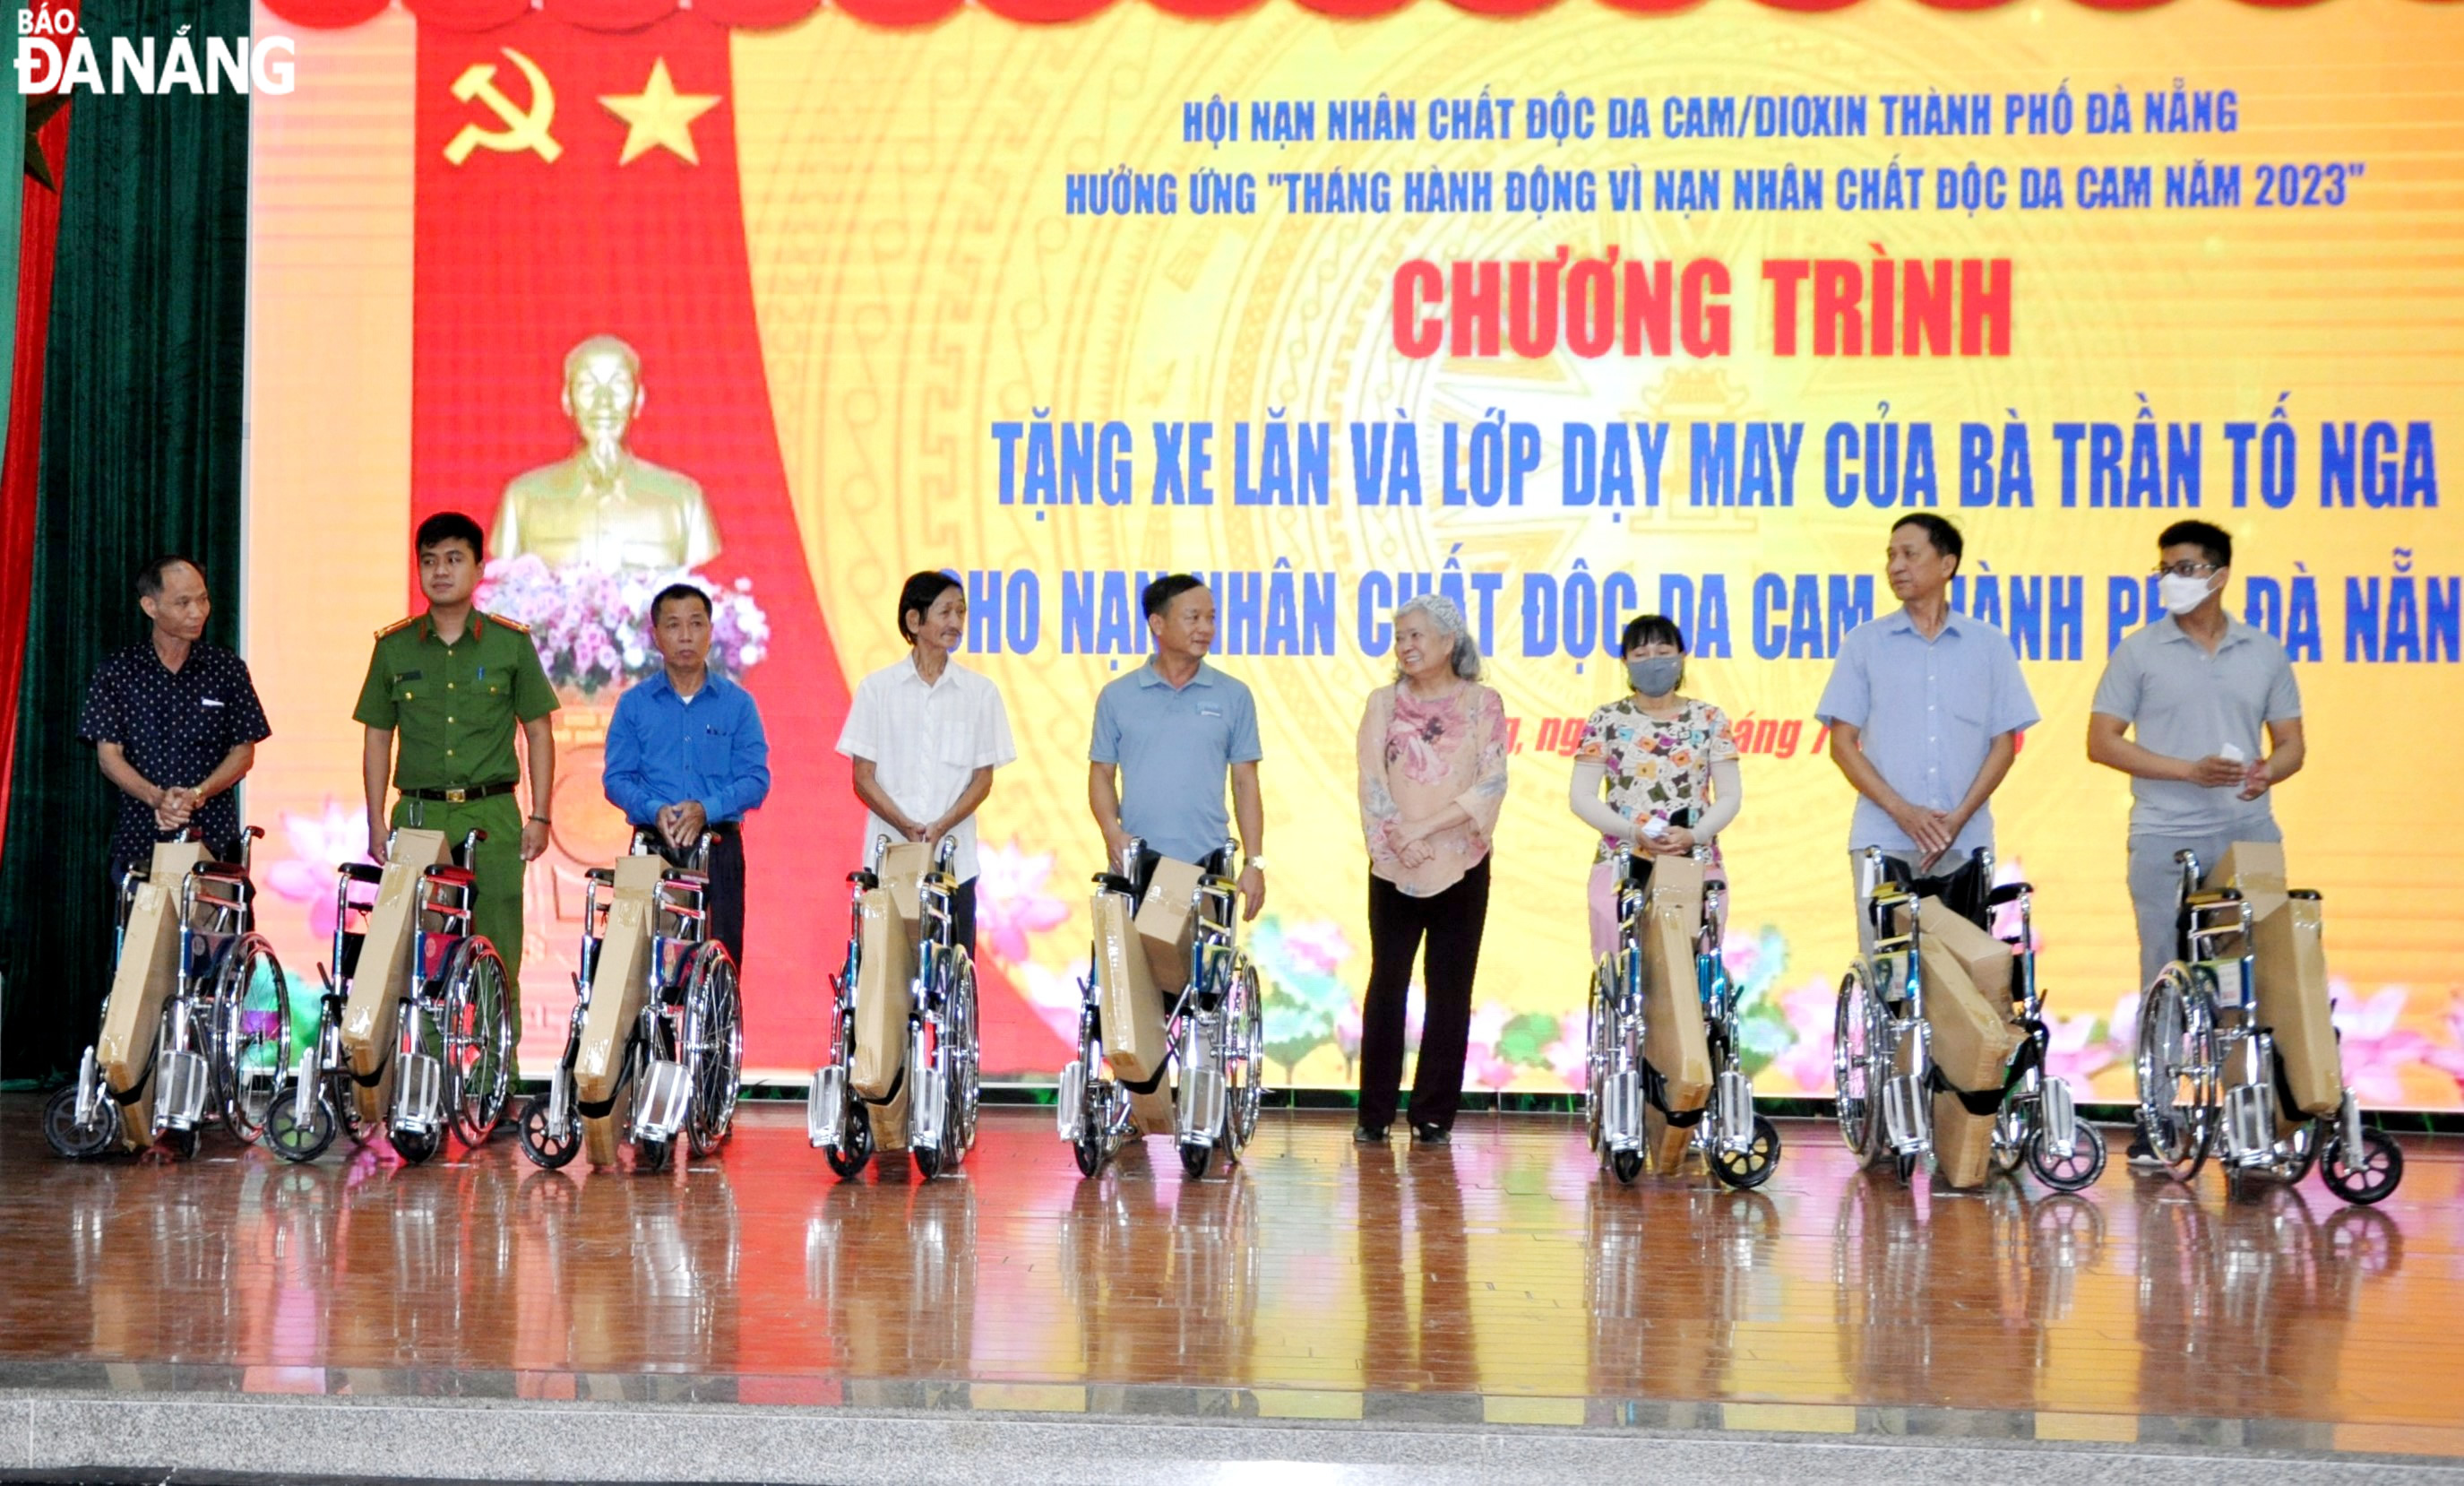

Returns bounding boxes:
[1354,592,1510,1146]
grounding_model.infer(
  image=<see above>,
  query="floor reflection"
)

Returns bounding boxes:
[0,1099,2451,1430]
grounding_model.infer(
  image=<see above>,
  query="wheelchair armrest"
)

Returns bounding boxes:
[1987,882,2032,907]
[2288,888,2322,902]
[1094,872,1137,895]
[2184,889,2241,909]
[584,868,616,887]
[846,868,878,889]
[340,862,385,886]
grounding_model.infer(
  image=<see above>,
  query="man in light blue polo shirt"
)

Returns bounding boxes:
[1088,574,1268,920]
[1817,514,2039,947]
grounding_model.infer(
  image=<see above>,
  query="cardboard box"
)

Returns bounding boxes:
[1913,896,2022,1094]
[1130,1085,1178,1136]
[1642,1106,1693,1176]
[97,840,211,1148]
[1094,892,1170,1085]
[1932,1090,1998,1188]
[877,841,933,930]
[1641,889,1711,1119]
[866,1070,913,1152]
[2202,840,2288,897]
[850,888,915,1102]
[340,829,449,1128]
[577,855,668,1166]
[1133,856,1206,993]
[2253,895,2340,1118]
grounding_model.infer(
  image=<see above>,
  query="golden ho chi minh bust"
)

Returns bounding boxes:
[492,335,721,574]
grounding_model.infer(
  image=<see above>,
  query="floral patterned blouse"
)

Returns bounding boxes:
[1572,695,1739,866]
[1357,681,1510,897]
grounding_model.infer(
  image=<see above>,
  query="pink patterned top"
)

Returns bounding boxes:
[1356,681,1511,897]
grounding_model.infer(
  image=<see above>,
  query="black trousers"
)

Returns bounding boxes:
[950,877,978,962]
[1357,856,1491,1133]
[647,829,747,967]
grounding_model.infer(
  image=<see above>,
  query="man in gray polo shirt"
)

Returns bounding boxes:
[2089,519,2305,995]
[1817,514,2040,949]
[1088,574,1268,920]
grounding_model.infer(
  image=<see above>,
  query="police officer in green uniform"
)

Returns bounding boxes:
[357,511,559,1084]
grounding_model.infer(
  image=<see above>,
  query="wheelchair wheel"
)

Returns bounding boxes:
[263,1075,338,1164]
[2026,1117,2108,1193]
[441,938,514,1146]
[1223,958,1262,1155]
[392,1124,439,1165]
[825,1102,874,1180]
[214,937,291,1145]
[945,950,983,1164]
[636,1134,674,1174]
[155,1124,200,1162]
[1710,1114,1783,1191]
[1179,1141,1216,1180]
[2319,1125,2402,1206]
[1583,962,1614,1154]
[683,946,743,1158]
[1610,1146,1644,1185]
[1833,963,1885,1162]
[43,1084,119,1161]
[516,1092,582,1170]
[2133,963,2217,1182]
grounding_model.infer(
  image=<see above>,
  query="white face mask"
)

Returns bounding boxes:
[2159,572,2218,616]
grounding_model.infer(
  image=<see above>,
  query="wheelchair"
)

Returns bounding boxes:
[1584,847,1780,1189]
[1056,837,1264,1181]
[1834,847,2106,1192]
[47,827,290,1161]
[322,828,516,1164]
[809,834,980,1180]
[263,853,390,1161]
[2133,849,2401,1205]
[520,830,743,1173]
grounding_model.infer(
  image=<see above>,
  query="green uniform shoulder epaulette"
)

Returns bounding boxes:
[484,611,532,635]
[374,616,418,640]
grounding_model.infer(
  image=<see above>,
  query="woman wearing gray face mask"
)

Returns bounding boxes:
[1568,614,1745,959]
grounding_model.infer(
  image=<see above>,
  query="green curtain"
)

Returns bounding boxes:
[0,0,249,1081]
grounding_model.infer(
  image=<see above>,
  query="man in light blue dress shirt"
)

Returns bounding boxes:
[1817,514,2039,948]
[604,583,773,963]
[1088,575,1268,921]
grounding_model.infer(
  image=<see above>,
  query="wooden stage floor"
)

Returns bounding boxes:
[0,1096,2457,1463]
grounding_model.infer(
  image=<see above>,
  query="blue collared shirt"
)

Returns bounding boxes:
[1815,606,2039,857]
[1089,660,1262,864]
[603,668,771,825]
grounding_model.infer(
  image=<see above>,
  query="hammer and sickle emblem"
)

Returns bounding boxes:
[444,48,563,165]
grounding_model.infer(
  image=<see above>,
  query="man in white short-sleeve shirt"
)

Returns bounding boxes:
[835,572,1018,955]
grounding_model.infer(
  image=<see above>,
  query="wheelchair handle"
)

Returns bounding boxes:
[1115,834,1146,882]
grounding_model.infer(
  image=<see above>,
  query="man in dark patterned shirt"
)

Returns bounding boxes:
[75,556,271,884]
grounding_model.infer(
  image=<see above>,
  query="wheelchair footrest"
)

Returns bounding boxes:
[810,1063,848,1148]
[1601,1067,1641,1151]
[395,1051,444,1135]
[1713,1070,1755,1154]
[1882,1072,1930,1155]
[912,1058,948,1152]
[1055,1060,1086,1144]
[633,1058,691,1142]
[1178,1066,1226,1147]
[2040,1075,2078,1153]
[75,1047,103,1130]
[157,1048,211,1131]
[2224,1080,2278,1165]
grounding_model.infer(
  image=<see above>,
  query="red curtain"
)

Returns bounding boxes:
[0,65,76,864]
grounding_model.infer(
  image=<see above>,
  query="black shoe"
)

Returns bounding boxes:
[1412,1123,1450,1147]
[2126,1132,2165,1170]
[1354,1125,1388,1145]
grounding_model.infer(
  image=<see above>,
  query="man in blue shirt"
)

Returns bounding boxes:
[1816,514,2039,947]
[604,583,772,963]
[1088,574,1267,920]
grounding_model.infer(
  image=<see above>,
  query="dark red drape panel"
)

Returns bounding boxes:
[0,72,76,865]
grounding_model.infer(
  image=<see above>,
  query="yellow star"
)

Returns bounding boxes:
[599,58,719,166]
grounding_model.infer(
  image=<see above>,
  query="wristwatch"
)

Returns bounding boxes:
[1245,856,1269,873]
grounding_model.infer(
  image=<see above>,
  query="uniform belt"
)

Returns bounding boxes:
[401,781,517,805]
